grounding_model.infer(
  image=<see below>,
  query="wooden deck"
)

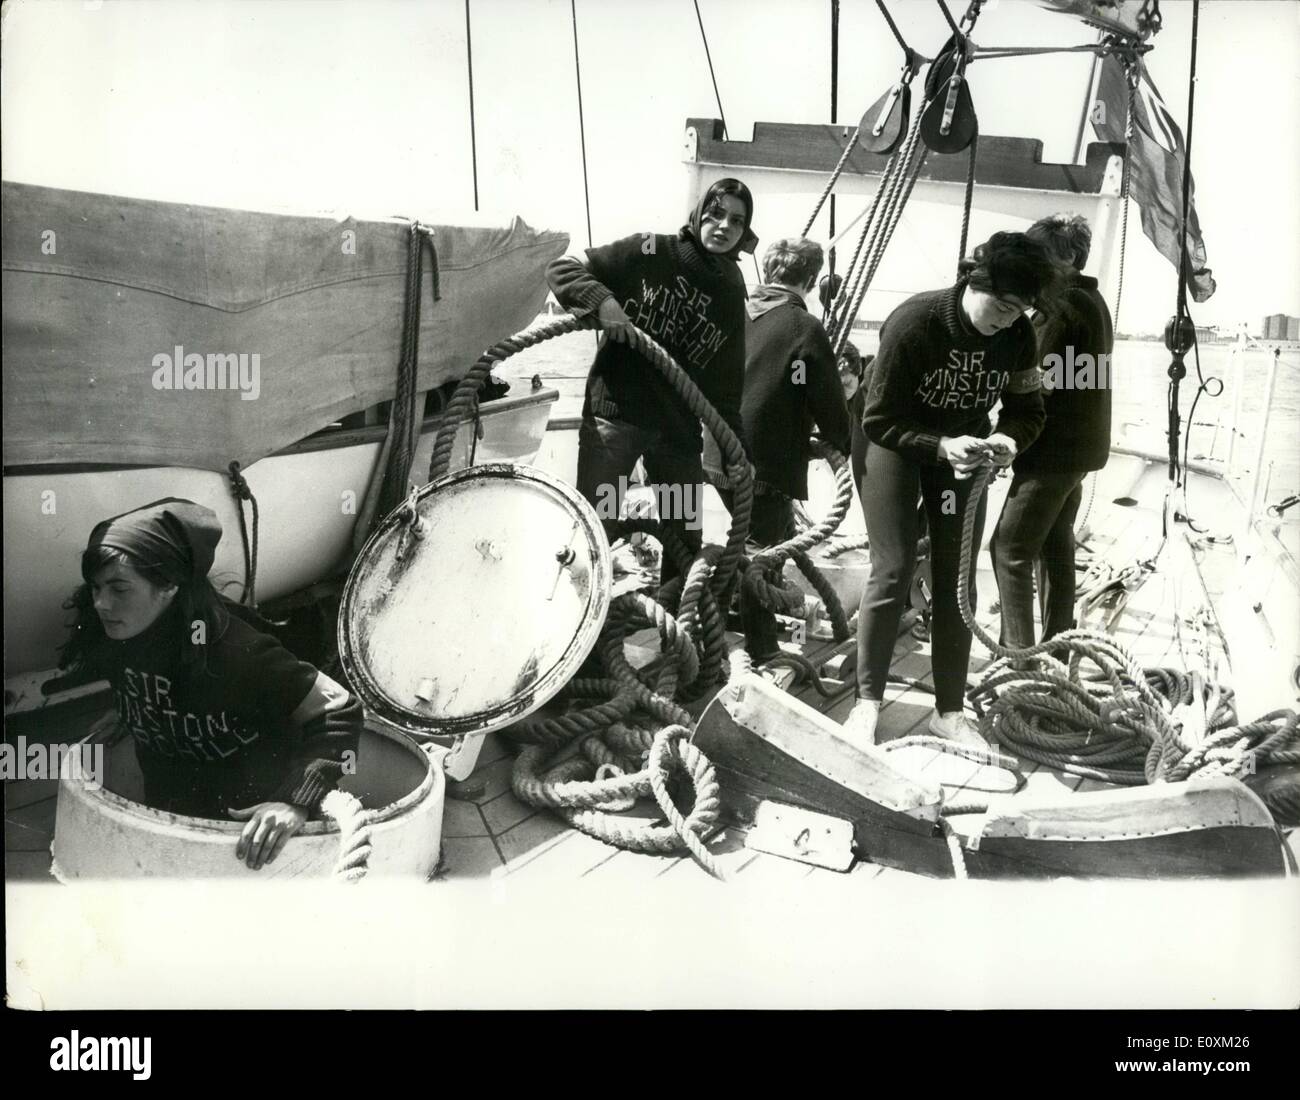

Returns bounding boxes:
[6,456,1296,884]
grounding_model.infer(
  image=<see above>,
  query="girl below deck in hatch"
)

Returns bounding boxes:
[59,498,362,870]
[844,232,1061,747]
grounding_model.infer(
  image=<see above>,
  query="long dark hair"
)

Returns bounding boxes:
[59,544,232,677]
[683,177,758,262]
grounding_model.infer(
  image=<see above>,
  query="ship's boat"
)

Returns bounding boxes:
[2,181,569,698]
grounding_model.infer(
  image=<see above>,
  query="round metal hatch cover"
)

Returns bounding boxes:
[338,464,612,738]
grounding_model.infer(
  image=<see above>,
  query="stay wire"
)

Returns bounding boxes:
[464,0,479,210]
[694,0,729,139]
[875,0,908,54]
[1166,0,1201,497]
[570,0,593,247]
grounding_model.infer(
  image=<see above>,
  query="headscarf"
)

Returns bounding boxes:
[85,498,222,584]
[680,178,758,264]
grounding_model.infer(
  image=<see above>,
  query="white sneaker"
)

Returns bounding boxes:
[842,699,880,746]
[929,710,989,748]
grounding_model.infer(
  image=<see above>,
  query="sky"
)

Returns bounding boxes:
[2,0,1297,333]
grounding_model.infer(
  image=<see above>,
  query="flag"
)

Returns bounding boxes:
[1092,55,1216,302]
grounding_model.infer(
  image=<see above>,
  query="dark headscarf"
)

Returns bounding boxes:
[680,178,758,264]
[85,498,222,584]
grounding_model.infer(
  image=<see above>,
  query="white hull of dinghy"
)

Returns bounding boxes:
[51,722,445,881]
[3,389,557,698]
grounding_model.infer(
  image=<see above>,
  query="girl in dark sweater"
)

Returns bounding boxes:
[992,214,1114,647]
[546,178,756,580]
[60,499,362,870]
[846,233,1060,746]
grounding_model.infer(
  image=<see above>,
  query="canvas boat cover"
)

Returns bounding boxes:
[1,181,568,471]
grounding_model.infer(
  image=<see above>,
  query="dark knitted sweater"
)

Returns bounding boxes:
[740,285,851,499]
[546,234,748,453]
[99,605,361,819]
[861,282,1045,464]
[1015,272,1115,474]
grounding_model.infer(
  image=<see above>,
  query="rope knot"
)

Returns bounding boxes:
[226,461,252,501]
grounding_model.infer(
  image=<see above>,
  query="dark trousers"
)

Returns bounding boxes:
[990,468,1086,649]
[855,443,986,713]
[576,415,703,586]
[719,486,796,660]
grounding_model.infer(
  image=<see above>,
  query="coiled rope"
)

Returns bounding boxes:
[957,465,1299,787]
[428,314,760,878]
[426,314,863,877]
[741,439,856,642]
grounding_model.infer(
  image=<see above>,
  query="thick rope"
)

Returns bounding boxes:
[802,127,862,239]
[831,102,930,355]
[741,440,856,640]
[957,465,1299,788]
[433,315,869,876]
[226,460,259,606]
[429,314,755,876]
[956,129,978,276]
[321,788,375,884]
[825,145,901,346]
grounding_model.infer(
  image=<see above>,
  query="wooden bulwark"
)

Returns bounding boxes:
[686,118,1124,194]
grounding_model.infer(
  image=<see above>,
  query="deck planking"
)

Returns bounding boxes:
[7,466,1292,883]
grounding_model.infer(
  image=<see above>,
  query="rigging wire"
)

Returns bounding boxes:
[936,0,961,37]
[1071,32,1103,165]
[693,0,729,139]
[875,0,908,55]
[973,43,1138,59]
[1111,64,1136,330]
[569,0,593,247]
[828,0,840,299]
[1165,0,1200,493]
[956,130,978,275]
[464,0,479,210]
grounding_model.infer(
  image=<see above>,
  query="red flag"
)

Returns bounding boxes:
[1092,55,1216,302]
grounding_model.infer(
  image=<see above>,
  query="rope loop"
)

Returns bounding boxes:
[958,465,1299,794]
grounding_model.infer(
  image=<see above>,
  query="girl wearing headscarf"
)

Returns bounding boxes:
[546,178,757,581]
[845,232,1060,746]
[60,498,362,870]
